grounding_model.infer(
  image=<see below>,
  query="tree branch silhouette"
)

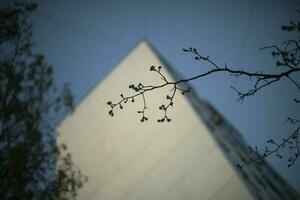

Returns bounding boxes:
[237,125,300,169]
[107,19,300,168]
[108,49,299,120]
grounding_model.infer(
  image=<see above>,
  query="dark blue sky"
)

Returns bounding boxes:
[32,0,300,191]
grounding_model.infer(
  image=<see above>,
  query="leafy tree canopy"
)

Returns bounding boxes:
[0,1,87,199]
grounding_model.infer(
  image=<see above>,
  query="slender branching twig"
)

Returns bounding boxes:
[107,19,300,168]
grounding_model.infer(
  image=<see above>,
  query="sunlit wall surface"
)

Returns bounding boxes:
[58,41,298,200]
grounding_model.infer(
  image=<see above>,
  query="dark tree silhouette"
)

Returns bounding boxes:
[108,15,300,168]
[0,1,87,199]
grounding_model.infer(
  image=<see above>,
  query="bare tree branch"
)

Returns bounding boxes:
[107,18,300,168]
[238,125,300,168]
[108,50,300,118]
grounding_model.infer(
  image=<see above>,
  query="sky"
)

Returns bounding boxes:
[31,0,300,191]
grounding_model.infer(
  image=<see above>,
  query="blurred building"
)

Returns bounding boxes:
[58,41,299,200]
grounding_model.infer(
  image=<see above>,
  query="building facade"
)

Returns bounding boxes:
[58,41,299,200]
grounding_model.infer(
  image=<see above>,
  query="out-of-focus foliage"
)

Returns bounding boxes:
[0,1,87,199]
